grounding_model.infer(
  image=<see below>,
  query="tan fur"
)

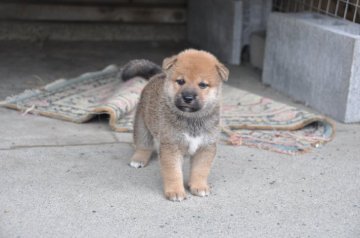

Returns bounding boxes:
[129,49,229,201]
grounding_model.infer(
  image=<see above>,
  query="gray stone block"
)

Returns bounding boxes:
[187,0,242,64]
[241,0,272,48]
[250,31,266,70]
[263,12,360,123]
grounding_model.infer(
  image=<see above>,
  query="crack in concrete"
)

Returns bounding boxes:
[0,141,132,151]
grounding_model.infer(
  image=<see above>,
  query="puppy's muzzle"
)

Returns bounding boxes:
[175,91,201,112]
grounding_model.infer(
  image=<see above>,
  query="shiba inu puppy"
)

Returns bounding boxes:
[125,49,229,201]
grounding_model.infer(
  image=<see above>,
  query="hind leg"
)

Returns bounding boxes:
[129,109,153,168]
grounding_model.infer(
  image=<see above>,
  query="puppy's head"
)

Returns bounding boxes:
[163,49,229,115]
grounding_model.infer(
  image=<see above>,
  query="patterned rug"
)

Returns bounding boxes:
[0,65,334,155]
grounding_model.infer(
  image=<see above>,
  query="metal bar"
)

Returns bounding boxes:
[326,0,331,14]
[335,0,340,16]
[344,0,349,19]
[272,0,360,23]
[354,0,359,22]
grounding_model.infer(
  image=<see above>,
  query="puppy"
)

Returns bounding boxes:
[126,49,229,201]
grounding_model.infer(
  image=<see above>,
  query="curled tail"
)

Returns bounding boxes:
[121,59,163,81]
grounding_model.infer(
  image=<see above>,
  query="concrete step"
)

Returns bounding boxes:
[0,21,186,41]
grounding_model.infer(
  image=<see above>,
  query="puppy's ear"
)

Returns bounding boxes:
[216,63,229,81]
[162,55,177,70]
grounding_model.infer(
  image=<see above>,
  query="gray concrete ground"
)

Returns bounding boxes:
[0,41,359,238]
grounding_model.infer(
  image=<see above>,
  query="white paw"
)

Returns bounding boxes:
[169,196,185,202]
[197,190,210,197]
[189,186,210,197]
[165,191,187,202]
[129,161,145,168]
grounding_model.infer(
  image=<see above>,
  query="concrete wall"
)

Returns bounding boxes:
[263,12,360,122]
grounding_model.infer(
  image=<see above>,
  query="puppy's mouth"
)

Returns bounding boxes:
[176,105,199,112]
[175,98,201,113]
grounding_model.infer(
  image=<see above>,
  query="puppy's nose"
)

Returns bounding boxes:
[182,92,197,104]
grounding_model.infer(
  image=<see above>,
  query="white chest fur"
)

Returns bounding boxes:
[183,133,203,155]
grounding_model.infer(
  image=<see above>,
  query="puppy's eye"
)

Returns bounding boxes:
[198,82,209,89]
[176,79,185,86]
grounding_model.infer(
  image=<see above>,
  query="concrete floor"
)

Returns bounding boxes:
[0,41,359,238]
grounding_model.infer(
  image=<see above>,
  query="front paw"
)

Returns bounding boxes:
[129,149,152,168]
[189,183,210,197]
[129,160,145,168]
[164,188,187,202]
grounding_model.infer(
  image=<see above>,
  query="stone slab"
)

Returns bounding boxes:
[263,12,360,122]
